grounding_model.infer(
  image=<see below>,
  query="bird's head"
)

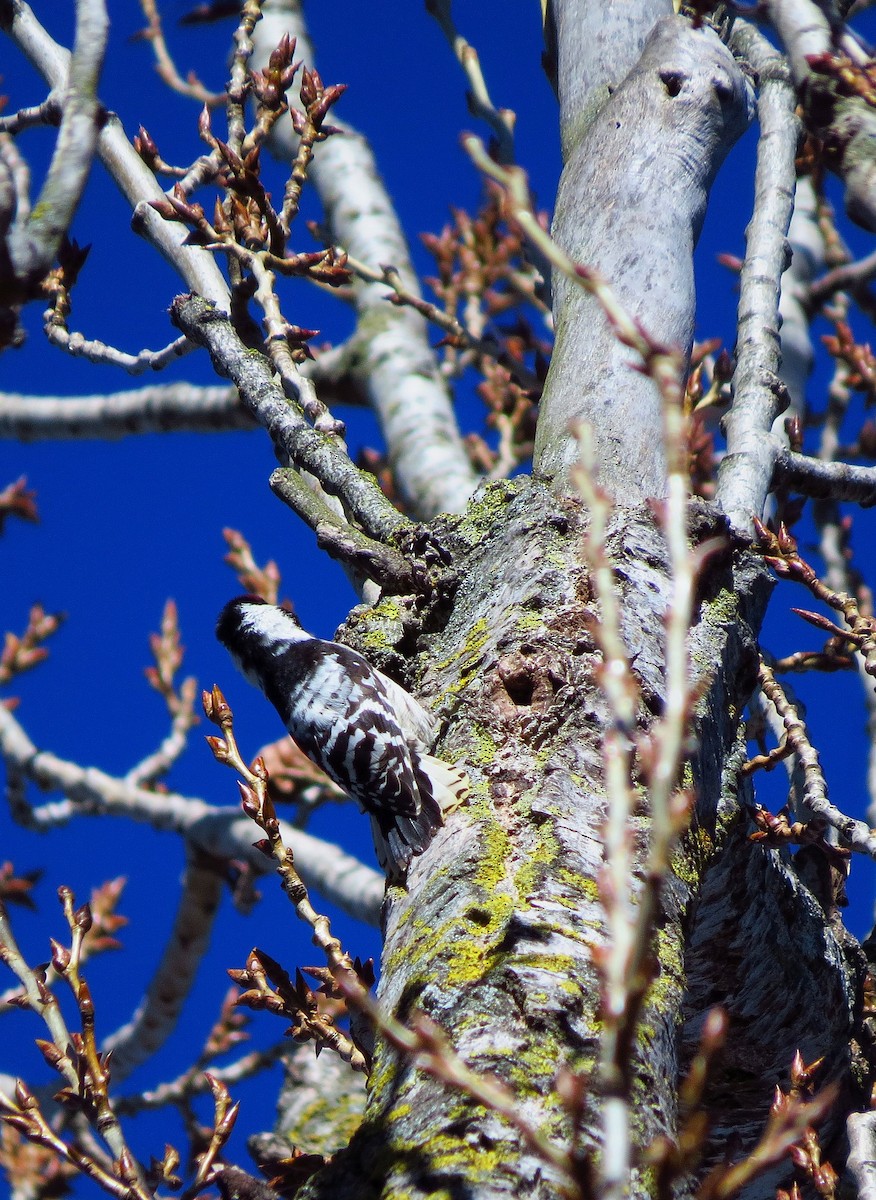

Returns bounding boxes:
[216,595,304,684]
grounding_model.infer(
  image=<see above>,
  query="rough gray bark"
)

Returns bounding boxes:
[534,18,753,500]
[241,12,869,1200]
[284,482,832,1200]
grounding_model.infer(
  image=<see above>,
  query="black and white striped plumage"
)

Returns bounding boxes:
[216,595,467,879]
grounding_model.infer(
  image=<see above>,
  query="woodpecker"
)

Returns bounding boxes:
[216,595,468,879]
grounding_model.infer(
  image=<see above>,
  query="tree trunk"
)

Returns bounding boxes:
[287,11,865,1198]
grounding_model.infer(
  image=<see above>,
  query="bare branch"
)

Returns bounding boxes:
[43,325,193,374]
[425,0,516,165]
[0,382,250,438]
[136,0,224,106]
[0,338,365,439]
[758,658,876,856]
[3,0,230,305]
[715,22,800,534]
[269,469,420,594]
[3,0,108,294]
[779,177,823,411]
[346,255,543,396]
[0,877,126,1016]
[169,292,411,544]
[766,0,876,230]
[115,1041,285,1116]
[205,687,370,1073]
[0,892,152,1195]
[0,700,384,925]
[848,1111,876,1200]
[101,859,223,1083]
[0,92,62,135]
[773,447,876,505]
[809,246,876,306]
[252,0,478,519]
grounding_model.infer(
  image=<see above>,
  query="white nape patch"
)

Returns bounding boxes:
[240,603,307,647]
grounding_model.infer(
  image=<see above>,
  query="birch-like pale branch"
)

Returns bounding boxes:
[773,447,876,505]
[0,701,384,926]
[3,0,107,295]
[715,22,799,533]
[0,383,250,438]
[767,0,876,230]
[778,177,823,412]
[253,0,478,520]
[848,1111,876,1200]
[101,858,223,1083]
[3,0,230,306]
[535,16,753,501]
[0,344,369,441]
[169,292,410,547]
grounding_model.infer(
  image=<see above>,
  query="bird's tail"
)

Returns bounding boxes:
[418,755,469,815]
[372,756,469,881]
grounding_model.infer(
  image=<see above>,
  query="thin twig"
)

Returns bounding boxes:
[203,686,369,1073]
[136,0,224,106]
[44,322,194,374]
[425,0,516,165]
[115,1041,285,1115]
[757,658,876,855]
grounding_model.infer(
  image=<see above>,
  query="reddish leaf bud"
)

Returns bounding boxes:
[50,939,70,973]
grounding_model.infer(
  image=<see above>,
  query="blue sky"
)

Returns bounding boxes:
[3,0,876,1183]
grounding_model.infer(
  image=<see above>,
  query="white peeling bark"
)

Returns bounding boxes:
[534,17,753,502]
[253,0,478,520]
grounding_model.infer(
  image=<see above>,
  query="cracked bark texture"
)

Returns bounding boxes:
[289,485,861,1200]
[199,10,856,1200]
